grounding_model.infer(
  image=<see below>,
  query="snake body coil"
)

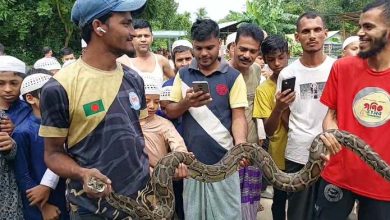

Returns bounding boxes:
[90,129,390,219]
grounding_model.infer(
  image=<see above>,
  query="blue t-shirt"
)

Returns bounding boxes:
[5,99,31,127]
[13,114,68,220]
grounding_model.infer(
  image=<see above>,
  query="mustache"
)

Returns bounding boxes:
[239,57,251,62]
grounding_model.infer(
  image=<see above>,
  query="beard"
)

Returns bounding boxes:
[358,31,388,59]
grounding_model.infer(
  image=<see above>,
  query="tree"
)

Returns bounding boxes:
[195,7,209,20]
[0,0,192,64]
[219,0,297,36]
[140,0,192,51]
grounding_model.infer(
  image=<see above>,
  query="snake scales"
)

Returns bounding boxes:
[88,129,390,219]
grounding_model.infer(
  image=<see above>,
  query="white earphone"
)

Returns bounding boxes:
[97,27,106,33]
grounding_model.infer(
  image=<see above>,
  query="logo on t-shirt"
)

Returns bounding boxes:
[216,84,228,96]
[83,99,105,117]
[353,87,390,127]
[300,82,326,99]
[129,92,141,110]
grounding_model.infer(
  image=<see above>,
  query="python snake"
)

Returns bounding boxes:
[88,129,390,219]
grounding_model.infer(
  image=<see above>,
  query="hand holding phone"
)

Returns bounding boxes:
[185,81,212,108]
[192,81,210,94]
[281,77,296,93]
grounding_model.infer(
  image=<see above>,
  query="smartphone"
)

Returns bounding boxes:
[281,77,296,93]
[0,110,6,132]
[192,81,210,93]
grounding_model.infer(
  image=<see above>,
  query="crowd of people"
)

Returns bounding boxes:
[0,0,389,220]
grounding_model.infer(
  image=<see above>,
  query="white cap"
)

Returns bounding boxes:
[20,73,52,96]
[34,58,61,71]
[342,36,359,50]
[144,78,161,95]
[0,55,26,74]
[81,39,87,48]
[262,30,268,39]
[226,32,237,47]
[62,59,76,68]
[172,39,192,51]
[160,85,172,101]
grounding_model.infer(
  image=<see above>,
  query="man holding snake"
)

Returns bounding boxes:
[317,1,390,219]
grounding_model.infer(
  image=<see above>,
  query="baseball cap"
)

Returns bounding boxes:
[172,39,193,51]
[0,55,26,74]
[342,36,359,50]
[20,73,52,96]
[71,0,147,28]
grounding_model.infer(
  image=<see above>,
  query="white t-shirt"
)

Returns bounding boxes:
[277,56,336,164]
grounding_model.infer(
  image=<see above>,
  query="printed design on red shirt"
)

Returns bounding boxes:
[353,87,390,127]
[216,84,229,96]
[299,82,326,99]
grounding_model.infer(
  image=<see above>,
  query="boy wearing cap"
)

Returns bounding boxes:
[14,73,68,220]
[140,78,188,173]
[0,55,31,220]
[39,0,185,219]
[33,57,62,75]
[159,39,193,121]
[0,56,32,127]
[342,36,360,57]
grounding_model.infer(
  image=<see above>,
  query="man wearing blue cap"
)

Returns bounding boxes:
[39,0,154,219]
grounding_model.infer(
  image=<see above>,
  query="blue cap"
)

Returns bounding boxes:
[71,0,147,28]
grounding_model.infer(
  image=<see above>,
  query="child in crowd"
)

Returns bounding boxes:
[253,35,290,220]
[341,36,360,57]
[158,40,193,220]
[13,73,68,220]
[159,39,193,135]
[140,78,188,173]
[0,55,29,219]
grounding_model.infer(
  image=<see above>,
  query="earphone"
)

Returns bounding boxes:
[97,27,106,33]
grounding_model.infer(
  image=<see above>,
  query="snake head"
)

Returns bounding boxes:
[87,177,107,193]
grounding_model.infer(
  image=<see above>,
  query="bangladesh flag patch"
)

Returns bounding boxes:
[83,100,105,117]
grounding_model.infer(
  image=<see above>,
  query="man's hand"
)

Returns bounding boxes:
[81,168,112,198]
[0,118,14,135]
[184,88,212,108]
[0,132,14,153]
[319,132,342,163]
[26,185,51,207]
[239,158,251,168]
[275,90,296,112]
[173,163,189,180]
[40,203,60,220]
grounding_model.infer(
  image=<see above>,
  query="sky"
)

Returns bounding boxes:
[176,0,247,22]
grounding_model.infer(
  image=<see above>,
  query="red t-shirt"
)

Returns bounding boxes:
[321,56,390,201]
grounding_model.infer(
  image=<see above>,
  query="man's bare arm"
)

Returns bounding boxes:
[323,108,338,130]
[320,108,341,157]
[264,90,294,137]
[44,137,112,197]
[232,107,247,145]
[159,55,175,79]
[44,137,84,180]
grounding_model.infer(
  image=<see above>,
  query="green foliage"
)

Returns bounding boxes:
[195,7,209,20]
[0,0,192,65]
[0,0,78,65]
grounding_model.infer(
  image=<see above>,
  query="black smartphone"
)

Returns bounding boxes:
[192,81,210,93]
[281,77,296,93]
